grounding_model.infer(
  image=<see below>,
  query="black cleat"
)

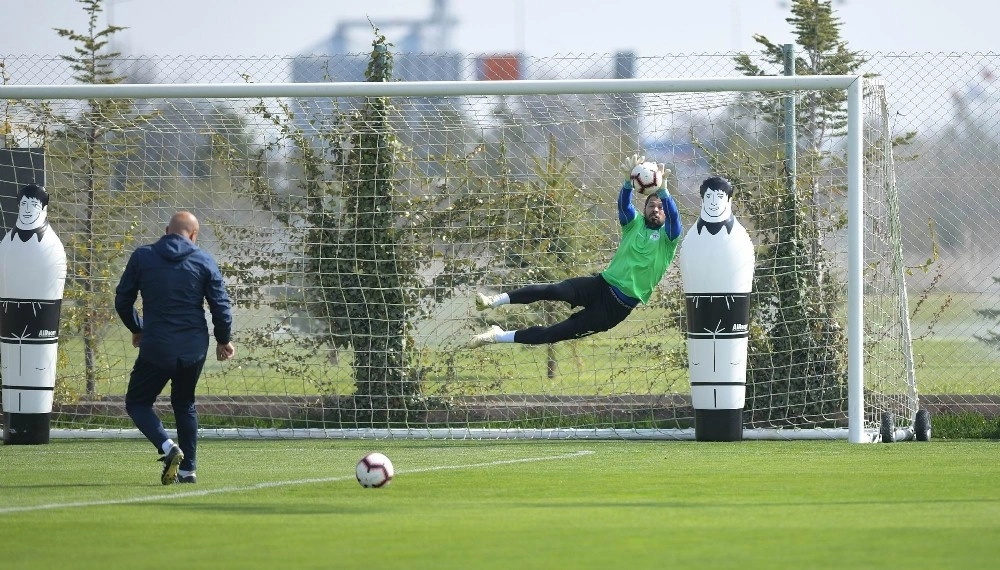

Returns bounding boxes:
[158,445,184,486]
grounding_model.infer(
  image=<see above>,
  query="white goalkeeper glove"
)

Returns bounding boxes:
[622,154,645,185]
[657,163,671,193]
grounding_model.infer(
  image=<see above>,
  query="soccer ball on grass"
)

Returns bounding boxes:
[356,452,394,488]
[630,161,661,195]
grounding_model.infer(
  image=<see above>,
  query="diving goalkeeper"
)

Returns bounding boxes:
[468,155,682,348]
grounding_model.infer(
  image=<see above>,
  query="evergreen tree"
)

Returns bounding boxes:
[43,0,155,396]
[718,0,870,425]
[734,0,867,151]
[324,36,425,423]
[215,32,427,425]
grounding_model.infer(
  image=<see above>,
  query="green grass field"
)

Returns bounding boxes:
[2,438,998,569]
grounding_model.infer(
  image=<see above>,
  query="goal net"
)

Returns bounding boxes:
[0,75,917,442]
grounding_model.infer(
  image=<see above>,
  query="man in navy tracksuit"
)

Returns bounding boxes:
[115,211,234,485]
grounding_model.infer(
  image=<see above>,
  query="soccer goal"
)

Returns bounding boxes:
[0,75,920,443]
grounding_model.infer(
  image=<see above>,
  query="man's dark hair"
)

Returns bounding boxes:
[699,176,733,198]
[17,183,49,207]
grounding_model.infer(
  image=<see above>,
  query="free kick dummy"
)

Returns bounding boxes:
[1,184,67,444]
[678,177,754,441]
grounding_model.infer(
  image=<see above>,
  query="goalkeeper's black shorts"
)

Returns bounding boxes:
[509,274,634,345]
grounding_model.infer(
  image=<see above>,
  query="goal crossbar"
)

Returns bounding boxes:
[0,76,861,100]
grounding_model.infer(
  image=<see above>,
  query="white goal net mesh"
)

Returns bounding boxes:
[0,78,915,439]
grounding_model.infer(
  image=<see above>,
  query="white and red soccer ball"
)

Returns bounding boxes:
[630,161,661,195]
[356,452,394,488]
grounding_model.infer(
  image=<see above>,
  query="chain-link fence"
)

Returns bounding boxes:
[2,50,999,421]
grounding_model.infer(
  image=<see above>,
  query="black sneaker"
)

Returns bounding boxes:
[176,473,197,484]
[158,445,184,486]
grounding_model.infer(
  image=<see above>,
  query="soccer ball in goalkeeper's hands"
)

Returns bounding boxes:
[356,452,394,488]
[630,161,661,195]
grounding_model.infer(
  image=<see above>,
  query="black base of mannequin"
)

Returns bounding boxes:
[694,408,743,442]
[3,412,51,444]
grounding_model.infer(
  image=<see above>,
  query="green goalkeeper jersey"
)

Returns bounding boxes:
[600,187,681,304]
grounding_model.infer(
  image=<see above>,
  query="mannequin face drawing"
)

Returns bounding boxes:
[17,196,47,230]
[700,188,732,222]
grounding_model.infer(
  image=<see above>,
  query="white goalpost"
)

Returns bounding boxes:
[0,75,920,443]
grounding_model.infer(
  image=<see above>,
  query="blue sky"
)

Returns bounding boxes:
[1,0,996,57]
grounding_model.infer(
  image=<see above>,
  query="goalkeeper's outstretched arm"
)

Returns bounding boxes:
[659,188,682,241]
[617,182,638,226]
[617,153,643,226]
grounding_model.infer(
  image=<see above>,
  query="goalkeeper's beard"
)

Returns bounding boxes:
[644,215,664,230]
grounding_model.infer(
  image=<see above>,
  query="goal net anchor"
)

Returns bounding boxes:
[880,409,932,443]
